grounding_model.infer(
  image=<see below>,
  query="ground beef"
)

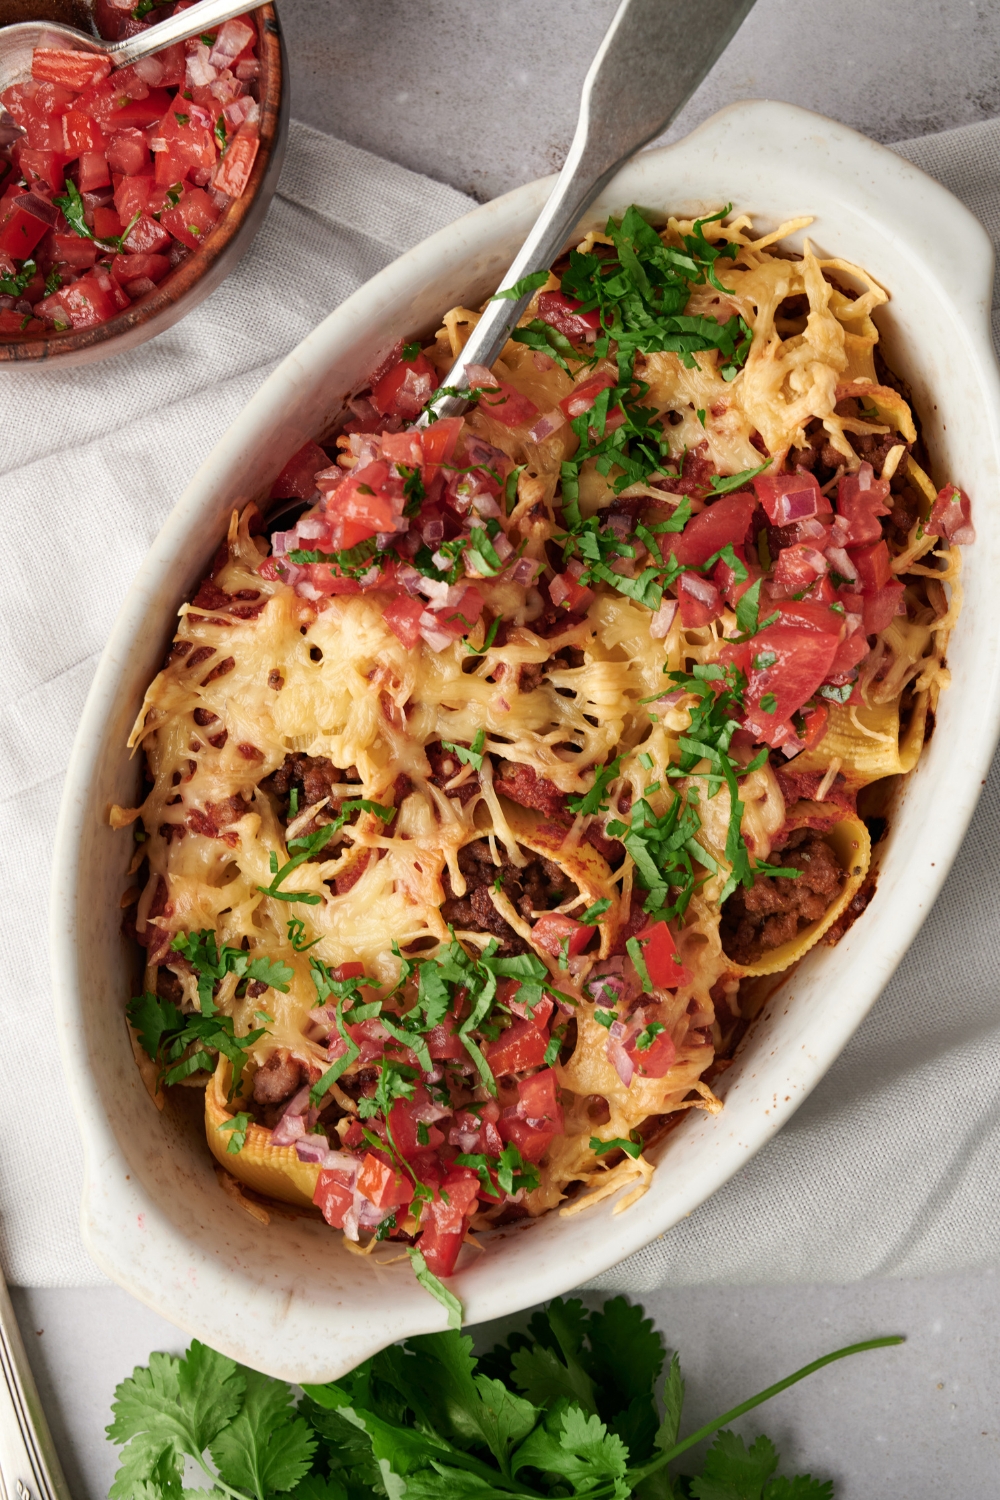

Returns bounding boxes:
[824,871,877,946]
[719,830,845,965]
[253,1049,304,1105]
[186,793,248,840]
[261,753,346,817]
[440,839,578,955]
[651,440,717,498]
[494,759,568,818]
[190,577,265,622]
[425,742,480,805]
[775,766,857,818]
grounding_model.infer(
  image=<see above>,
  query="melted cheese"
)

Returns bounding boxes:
[117,207,959,1234]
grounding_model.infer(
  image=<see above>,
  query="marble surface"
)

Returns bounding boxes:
[279,0,1000,201]
[12,0,1000,1495]
[14,1272,1000,1500]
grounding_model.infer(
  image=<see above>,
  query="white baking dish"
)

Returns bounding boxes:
[49,100,1000,1382]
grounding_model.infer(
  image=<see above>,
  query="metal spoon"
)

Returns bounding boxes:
[0,0,263,93]
[419,0,758,425]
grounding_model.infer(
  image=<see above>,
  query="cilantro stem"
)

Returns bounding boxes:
[195,1454,254,1500]
[627,1336,904,1484]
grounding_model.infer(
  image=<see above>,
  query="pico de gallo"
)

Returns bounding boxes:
[0,3,261,337]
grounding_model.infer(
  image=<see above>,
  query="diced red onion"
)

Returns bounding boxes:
[185,41,218,87]
[604,512,632,540]
[294,1134,331,1163]
[470,491,501,519]
[795,517,830,542]
[825,546,857,581]
[347,394,378,422]
[489,532,514,562]
[297,516,328,540]
[649,599,679,639]
[780,733,807,758]
[419,615,456,652]
[133,55,164,85]
[606,1020,634,1088]
[679,571,720,606]
[528,407,567,443]
[413,1099,452,1124]
[235,59,260,81]
[422,517,445,544]
[510,557,539,585]
[271,1112,306,1147]
[464,363,499,388]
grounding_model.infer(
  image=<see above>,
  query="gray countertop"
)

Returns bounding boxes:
[13,1,1000,1494]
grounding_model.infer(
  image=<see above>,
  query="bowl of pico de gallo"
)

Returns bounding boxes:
[0,0,286,366]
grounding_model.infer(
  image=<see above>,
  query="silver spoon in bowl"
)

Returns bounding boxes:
[0,0,266,93]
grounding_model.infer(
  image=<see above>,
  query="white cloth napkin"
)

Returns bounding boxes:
[2,115,999,1289]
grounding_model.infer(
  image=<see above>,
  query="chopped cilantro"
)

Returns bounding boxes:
[440,728,486,771]
[216,1112,251,1154]
[590,1133,642,1158]
[490,269,550,301]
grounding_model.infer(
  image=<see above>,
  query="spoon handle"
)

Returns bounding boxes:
[107,0,270,65]
[0,1273,72,1500]
[421,0,757,423]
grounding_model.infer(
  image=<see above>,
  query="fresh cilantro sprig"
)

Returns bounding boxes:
[126,991,268,1100]
[169,929,292,1016]
[107,1296,903,1500]
[54,177,141,252]
[0,258,35,297]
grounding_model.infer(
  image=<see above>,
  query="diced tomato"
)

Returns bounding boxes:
[0,308,42,334]
[771,542,828,598]
[93,205,123,240]
[97,88,173,132]
[537,289,601,341]
[387,1088,446,1160]
[471,373,539,429]
[774,599,846,634]
[32,48,113,89]
[417,414,462,483]
[633,920,692,989]
[16,148,67,192]
[322,458,399,548]
[804,573,838,604]
[485,1016,549,1075]
[828,631,870,676]
[753,470,830,525]
[850,539,892,594]
[62,109,106,157]
[862,580,906,635]
[418,1168,481,1277]
[52,232,98,268]
[371,350,439,420]
[114,173,154,222]
[159,101,216,172]
[798,702,829,750]
[57,268,122,328]
[313,1169,354,1228]
[497,1112,557,1163]
[559,368,617,420]
[159,185,219,249]
[624,1021,676,1079]
[383,595,425,649]
[516,1068,563,1130]
[531,912,594,958]
[425,1009,467,1061]
[294,562,361,597]
[151,42,186,90]
[269,439,328,500]
[110,250,170,284]
[677,571,723,627]
[426,584,485,641]
[355,1152,414,1210]
[78,149,111,192]
[669,491,759,568]
[549,571,595,614]
[926,483,975,545]
[122,212,172,254]
[0,200,52,258]
[212,120,258,198]
[835,462,891,545]
[505,986,555,1031]
[740,624,841,746]
[106,127,150,176]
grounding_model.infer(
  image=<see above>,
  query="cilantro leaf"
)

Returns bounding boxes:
[490,270,550,301]
[127,991,182,1061]
[107,1343,244,1499]
[408,1248,463,1328]
[590,1135,642,1159]
[217,1112,251,1154]
[708,461,770,496]
[512,1404,630,1495]
[441,728,487,771]
[587,1296,665,1414]
[688,1429,779,1499]
[245,955,294,992]
[567,757,621,816]
[210,1367,317,1497]
[54,176,141,252]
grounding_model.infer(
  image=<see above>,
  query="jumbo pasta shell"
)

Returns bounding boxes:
[722,816,872,978]
[205,1061,320,1209]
